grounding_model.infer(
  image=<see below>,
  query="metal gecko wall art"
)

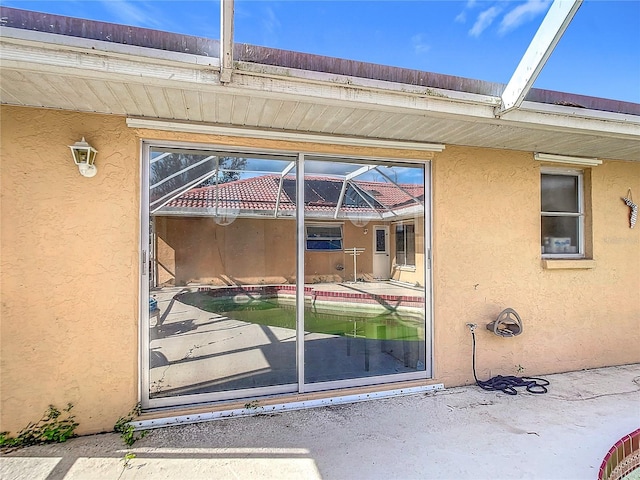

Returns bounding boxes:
[621,189,637,229]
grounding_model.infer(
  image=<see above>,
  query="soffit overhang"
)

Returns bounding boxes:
[1,11,639,162]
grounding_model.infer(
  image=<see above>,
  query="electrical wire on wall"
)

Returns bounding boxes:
[466,323,549,395]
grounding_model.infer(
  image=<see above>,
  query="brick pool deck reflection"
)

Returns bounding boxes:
[196,281,426,309]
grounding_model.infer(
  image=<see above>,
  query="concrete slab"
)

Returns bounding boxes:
[2,364,639,480]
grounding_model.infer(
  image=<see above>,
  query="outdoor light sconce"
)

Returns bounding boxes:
[69,137,98,177]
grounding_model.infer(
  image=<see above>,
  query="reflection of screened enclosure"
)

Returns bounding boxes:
[144,144,431,410]
[152,150,425,222]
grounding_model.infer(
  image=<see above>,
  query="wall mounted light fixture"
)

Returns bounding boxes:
[69,137,98,177]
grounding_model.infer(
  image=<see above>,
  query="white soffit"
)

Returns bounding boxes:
[126,118,446,152]
[1,25,639,161]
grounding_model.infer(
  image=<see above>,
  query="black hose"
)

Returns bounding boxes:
[471,328,549,395]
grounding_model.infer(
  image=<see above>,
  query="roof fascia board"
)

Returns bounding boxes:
[517,100,640,124]
[126,118,446,152]
[0,39,222,88]
[498,105,640,138]
[234,61,501,107]
[223,71,640,137]
[0,34,497,120]
[496,0,582,116]
[3,28,638,139]
[0,26,221,68]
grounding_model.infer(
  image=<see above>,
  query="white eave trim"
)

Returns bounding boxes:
[0,25,221,68]
[126,118,446,152]
[234,61,500,107]
[2,25,638,139]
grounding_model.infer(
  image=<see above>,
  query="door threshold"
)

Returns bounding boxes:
[133,382,444,431]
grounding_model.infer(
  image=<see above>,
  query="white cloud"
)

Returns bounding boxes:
[262,6,281,37]
[455,11,467,24]
[411,34,430,55]
[469,6,501,37]
[499,0,552,35]
[100,0,166,30]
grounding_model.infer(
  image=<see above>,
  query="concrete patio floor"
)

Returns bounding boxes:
[2,363,639,480]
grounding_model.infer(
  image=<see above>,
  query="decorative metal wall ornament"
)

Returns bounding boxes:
[621,189,637,229]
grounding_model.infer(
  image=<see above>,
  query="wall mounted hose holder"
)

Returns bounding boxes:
[486,308,523,337]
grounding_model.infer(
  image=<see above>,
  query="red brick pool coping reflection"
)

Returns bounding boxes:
[599,428,640,480]
[196,285,425,309]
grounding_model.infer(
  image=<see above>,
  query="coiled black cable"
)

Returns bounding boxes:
[471,327,549,395]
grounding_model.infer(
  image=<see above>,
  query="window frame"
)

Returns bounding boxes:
[540,167,585,259]
[394,222,416,268]
[305,223,344,251]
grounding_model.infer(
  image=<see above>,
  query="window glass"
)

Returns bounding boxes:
[303,158,428,385]
[541,174,579,213]
[540,170,583,256]
[395,224,415,266]
[375,229,386,253]
[147,147,298,403]
[541,217,580,254]
[306,225,343,251]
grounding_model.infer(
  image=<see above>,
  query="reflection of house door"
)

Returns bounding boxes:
[373,226,390,279]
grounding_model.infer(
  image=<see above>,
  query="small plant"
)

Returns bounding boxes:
[244,400,261,410]
[122,451,137,468]
[0,403,78,450]
[114,403,147,447]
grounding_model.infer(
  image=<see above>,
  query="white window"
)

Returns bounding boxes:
[306,224,343,251]
[541,168,584,257]
[395,223,416,266]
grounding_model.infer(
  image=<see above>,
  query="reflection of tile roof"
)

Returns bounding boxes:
[167,175,295,211]
[163,175,423,214]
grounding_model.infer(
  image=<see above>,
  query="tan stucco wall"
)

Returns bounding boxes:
[432,146,640,386]
[2,107,638,435]
[154,217,381,285]
[0,106,140,435]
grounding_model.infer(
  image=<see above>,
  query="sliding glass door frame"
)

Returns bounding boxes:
[139,140,433,410]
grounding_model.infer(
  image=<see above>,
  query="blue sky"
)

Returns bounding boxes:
[4,0,640,103]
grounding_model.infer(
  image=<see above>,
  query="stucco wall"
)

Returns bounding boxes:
[154,217,384,285]
[0,106,140,435]
[2,107,638,435]
[432,146,640,386]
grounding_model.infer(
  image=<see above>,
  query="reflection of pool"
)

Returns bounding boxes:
[178,291,424,341]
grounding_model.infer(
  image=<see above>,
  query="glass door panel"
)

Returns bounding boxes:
[302,158,427,385]
[146,147,298,404]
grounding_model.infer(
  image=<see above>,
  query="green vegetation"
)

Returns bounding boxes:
[114,403,147,447]
[0,403,78,450]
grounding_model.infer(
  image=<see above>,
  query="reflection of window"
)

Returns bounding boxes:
[395,223,415,266]
[306,224,343,251]
[541,169,583,257]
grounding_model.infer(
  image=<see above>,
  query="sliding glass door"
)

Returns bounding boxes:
[141,143,431,408]
[302,158,427,387]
